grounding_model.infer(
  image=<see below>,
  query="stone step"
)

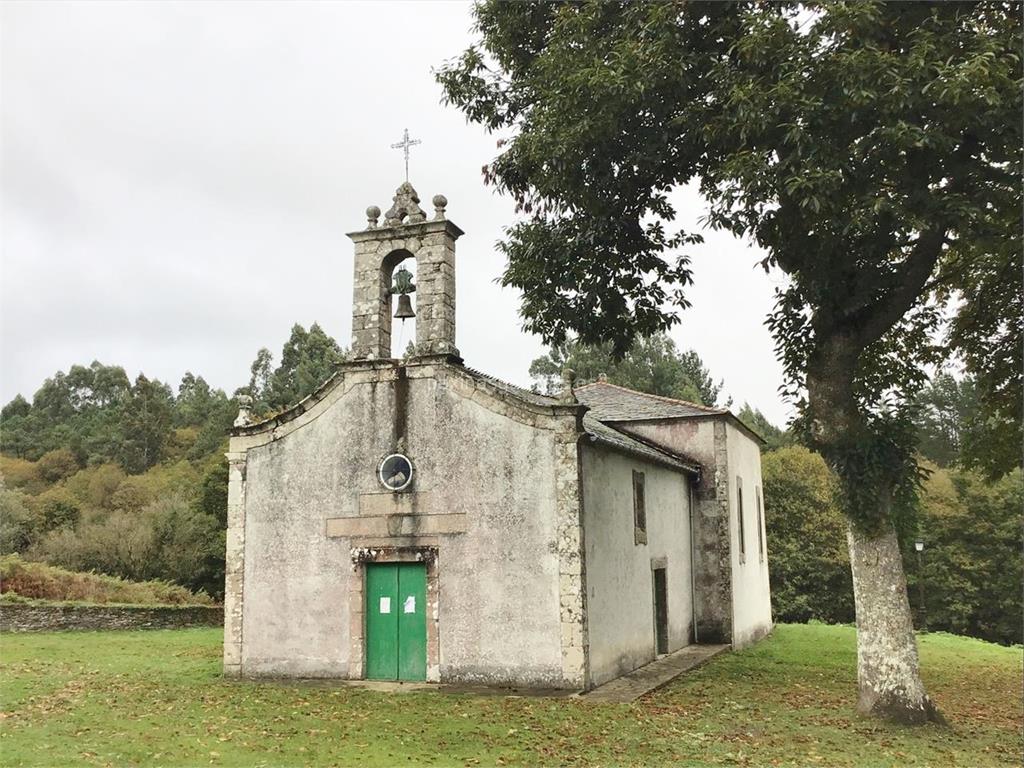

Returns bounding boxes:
[583,643,730,703]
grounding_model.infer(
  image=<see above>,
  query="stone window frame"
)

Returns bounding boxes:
[348,546,441,682]
[633,470,647,545]
[736,475,746,564]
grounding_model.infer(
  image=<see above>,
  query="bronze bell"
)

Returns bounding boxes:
[394,293,415,320]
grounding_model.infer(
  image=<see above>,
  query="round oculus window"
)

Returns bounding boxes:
[378,454,413,492]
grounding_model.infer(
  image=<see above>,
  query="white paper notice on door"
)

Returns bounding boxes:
[379,597,391,614]
[403,595,416,614]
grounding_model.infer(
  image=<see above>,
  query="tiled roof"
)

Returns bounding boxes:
[582,413,700,475]
[461,365,562,408]
[574,381,726,422]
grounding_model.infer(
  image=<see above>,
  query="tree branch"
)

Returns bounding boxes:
[853,227,946,348]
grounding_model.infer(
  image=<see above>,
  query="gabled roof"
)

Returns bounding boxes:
[574,381,726,421]
[574,380,766,445]
[581,414,701,475]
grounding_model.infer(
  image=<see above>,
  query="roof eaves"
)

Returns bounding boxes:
[583,416,702,477]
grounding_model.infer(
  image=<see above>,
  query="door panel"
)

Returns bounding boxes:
[397,564,427,681]
[365,564,399,680]
[364,562,427,681]
[653,567,669,655]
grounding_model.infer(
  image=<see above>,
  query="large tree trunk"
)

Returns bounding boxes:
[847,519,944,724]
[809,335,943,725]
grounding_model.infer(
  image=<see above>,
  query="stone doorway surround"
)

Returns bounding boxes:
[348,546,440,682]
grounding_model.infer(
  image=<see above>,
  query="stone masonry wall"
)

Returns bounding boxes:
[1,603,222,632]
[227,358,586,687]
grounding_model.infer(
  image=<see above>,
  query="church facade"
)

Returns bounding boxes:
[223,182,772,690]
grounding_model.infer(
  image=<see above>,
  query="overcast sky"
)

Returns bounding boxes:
[1,0,792,426]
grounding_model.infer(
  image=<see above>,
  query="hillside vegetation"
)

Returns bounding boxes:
[0,323,345,600]
[3,325,1019,644]
[0,555,213,606]
[0,624,1019,766]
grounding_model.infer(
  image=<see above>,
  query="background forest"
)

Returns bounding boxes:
[1,326,1019,644]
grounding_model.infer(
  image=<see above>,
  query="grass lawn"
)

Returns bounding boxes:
[0,624,1019,767]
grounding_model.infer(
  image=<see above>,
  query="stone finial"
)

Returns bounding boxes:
[366,205,380,229]
[432,194,448,220]
[597,372,608,382]
[234,395,254,427]
[384,182,426,226]
[561,368,578,403]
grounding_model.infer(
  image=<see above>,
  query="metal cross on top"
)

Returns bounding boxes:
[390,128,422,182]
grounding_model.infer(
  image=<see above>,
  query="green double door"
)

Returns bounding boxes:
[365,563,427,681]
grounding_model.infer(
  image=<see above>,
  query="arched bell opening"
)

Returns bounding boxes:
[380,248,418,359]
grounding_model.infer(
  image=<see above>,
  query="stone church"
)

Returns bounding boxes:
[223,181,772,690]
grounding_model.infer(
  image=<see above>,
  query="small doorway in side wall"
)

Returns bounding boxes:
[653,566,669,656]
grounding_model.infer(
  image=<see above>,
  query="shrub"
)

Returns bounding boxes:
[194,457,229,526]
[35,448,80,483]
[0,483,37,554]
[763,446,854,625]
[33,487,81,531]
[63,463,125,509]
[29,493,224,600]
[0,554,213,605]
[0,456,45,495]
[110,477,153,514]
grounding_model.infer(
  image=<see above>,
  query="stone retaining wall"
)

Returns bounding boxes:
[0,602,223,632]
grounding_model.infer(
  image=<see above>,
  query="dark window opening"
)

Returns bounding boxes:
[756,486,764,562]
[633,470,647,545]
[737,475,746,563]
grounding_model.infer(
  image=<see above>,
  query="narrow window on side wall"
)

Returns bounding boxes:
[633,470,647,545]
[756,486,765,563]
[736,475,745,563]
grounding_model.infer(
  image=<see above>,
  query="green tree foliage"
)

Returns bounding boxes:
[913,372,978,468]
[175,373,236,460]
[937,225,1022,479]
[914,371,1021,478]
[530,333,722,404]
[118,375,174,474]
[737,404,791,451]
[194,458,229,527]
[0,482,36,554]
[763,446,854,625]
[764,448,1022,646]
[0,322,344,596]
[175,373,220,427]
[0,396,33,458]
[246,323,347,416]
[439,1,1020,721]
[0,362,130,463]
[907,467,1023,646]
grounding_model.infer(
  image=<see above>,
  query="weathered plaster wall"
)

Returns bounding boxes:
[725,422,773,648]
[614,418,734,644]
[580,444,693,688]
[229,361,580,686]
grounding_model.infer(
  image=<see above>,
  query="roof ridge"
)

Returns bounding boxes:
[574,380,725,414]
[462,365,561,405]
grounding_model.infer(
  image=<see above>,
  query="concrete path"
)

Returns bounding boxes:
[583,644,729,703]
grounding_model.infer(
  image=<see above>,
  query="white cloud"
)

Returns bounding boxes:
[1,0,792,426]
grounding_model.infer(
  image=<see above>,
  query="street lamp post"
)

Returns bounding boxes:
[914,540,926,632]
